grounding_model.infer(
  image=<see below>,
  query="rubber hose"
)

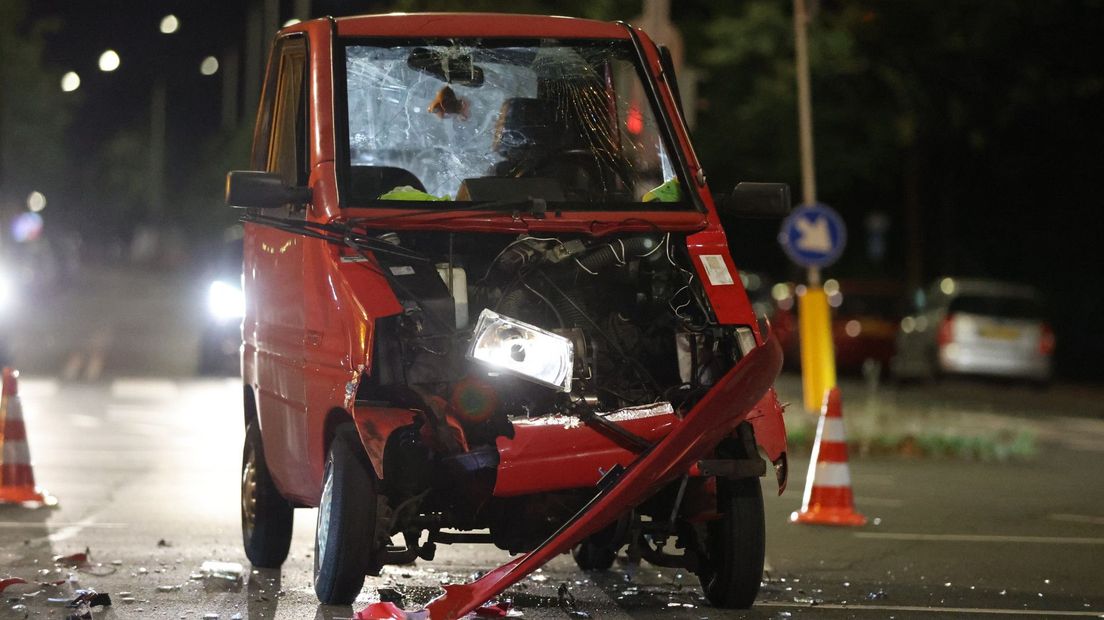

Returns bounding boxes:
[497,286,530,317]
[575,236,658,272]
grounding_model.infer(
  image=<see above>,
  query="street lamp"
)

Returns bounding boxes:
[160,14,180,35]
[61,71,81,92]
[98,50,120,72]
[27,191,47,212]
[200,56,220,76]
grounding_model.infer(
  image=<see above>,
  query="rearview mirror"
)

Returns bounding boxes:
[225,171,311,209]
[717,182,791,219]
[407,47,485,87]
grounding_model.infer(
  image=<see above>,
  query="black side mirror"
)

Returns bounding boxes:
[226,171,311,209]
[718,182,791,219]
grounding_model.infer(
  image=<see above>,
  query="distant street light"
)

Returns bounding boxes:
[160,14,180,35]
[27,191,47,212]
[61,71,81,92]
[98,50,121,72]
[200,56,220,76]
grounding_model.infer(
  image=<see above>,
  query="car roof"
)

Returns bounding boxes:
[934,277,1040,299]
[334,13,632,40]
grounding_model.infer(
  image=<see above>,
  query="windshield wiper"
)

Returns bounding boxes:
[239,212,431,262]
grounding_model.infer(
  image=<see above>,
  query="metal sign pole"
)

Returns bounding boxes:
[792,0,837,413]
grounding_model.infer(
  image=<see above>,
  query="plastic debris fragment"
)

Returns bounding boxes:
[557,583,590,618]
[377,587,404,606]
[0,577,28,593]
[66,590,111,609]
[199,561,244,583]
[53,550,90,568]
[474,601,513,617]
[354,601,429,619]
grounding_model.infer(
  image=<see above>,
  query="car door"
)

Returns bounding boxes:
[243,34,314,499]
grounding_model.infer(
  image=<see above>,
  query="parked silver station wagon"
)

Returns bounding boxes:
[891,277,1054,383]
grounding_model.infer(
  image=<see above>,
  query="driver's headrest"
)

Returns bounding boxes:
[493,98,553,154]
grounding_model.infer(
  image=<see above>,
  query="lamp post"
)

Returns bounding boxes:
[792,0,840,414]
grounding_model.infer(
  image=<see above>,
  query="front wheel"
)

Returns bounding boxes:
[241,422,294,568]
[571,523,620,571]
[694,477,765,609]
[314,424,381,605]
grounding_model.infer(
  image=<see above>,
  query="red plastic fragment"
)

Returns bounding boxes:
[354,602,428,620]
[0,577,28,593]
[474,602,512,617]
[53,551,90,567]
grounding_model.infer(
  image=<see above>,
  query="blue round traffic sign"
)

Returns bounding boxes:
[778,203,847,268]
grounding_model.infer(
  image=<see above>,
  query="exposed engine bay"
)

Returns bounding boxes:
[349,229,760,553]
[364,230,755,418]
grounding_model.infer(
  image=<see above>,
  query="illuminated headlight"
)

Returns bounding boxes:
[467,309,573,392]
[0,270,13,311]
[207,280,245,321]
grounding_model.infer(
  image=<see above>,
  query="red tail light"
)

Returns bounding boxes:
[937,314,955,347]
[1039,323,1056,356]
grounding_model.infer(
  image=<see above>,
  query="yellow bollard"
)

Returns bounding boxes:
[798,286,837,413]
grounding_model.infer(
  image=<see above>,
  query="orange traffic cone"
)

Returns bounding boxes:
[790,387,865,526]
[0,368,56,507]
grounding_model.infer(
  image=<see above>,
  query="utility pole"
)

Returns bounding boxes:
[150,76,166,218]
[794,0,817,242]
[792,0,838,413]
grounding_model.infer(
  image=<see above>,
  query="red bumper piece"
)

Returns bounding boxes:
[424,336,783,619]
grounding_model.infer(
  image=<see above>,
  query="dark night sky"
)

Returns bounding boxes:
[28,1,384,162]
[31,2,249,158]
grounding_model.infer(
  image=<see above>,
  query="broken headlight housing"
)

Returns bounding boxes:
[467,309,573,392]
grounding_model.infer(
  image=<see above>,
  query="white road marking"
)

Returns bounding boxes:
[18,378,60,398]
[853,496,905,507]
[1049,513,1104,526]
[758,601,1103,616]
[0,521,128,530]
[109,378,180,400]
[47,516,117,544]
[69,413,102,429]
[855,532,1104,544]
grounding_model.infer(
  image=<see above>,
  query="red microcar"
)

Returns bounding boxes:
[226,13,790,617]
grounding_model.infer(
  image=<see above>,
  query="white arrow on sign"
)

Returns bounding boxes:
[794,214,832,253]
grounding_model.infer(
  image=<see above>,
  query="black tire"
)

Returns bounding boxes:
[314,424,380,605]
[242,421,294,568]
[695,477,765,609]
[571,523,619,571]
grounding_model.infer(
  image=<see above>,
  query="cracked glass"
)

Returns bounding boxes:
[342,39,685,209]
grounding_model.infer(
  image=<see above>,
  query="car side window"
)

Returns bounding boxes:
[268,37,308,189]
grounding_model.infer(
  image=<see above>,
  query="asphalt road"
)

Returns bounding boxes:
[2,376,1102,619]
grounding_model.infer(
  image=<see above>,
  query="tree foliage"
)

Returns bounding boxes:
[0,1,75,207]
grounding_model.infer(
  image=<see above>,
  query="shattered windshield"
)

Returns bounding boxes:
[342,39,686,208]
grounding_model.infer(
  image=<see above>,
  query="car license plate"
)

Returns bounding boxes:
[979,325,1022,340]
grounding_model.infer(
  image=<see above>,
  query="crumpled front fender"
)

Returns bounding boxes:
[424,334,784,619]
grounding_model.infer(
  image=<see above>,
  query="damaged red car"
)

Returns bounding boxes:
[227,13,790,617]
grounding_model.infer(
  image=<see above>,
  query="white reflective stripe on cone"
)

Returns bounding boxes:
[2,441,29,464]
[812,462,852,487]
[821,417,848,443]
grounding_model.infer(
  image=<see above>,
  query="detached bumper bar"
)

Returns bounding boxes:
[425,335,783,619]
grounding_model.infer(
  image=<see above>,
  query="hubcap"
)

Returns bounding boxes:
[242,444,258,530]
[316,460,335,568]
